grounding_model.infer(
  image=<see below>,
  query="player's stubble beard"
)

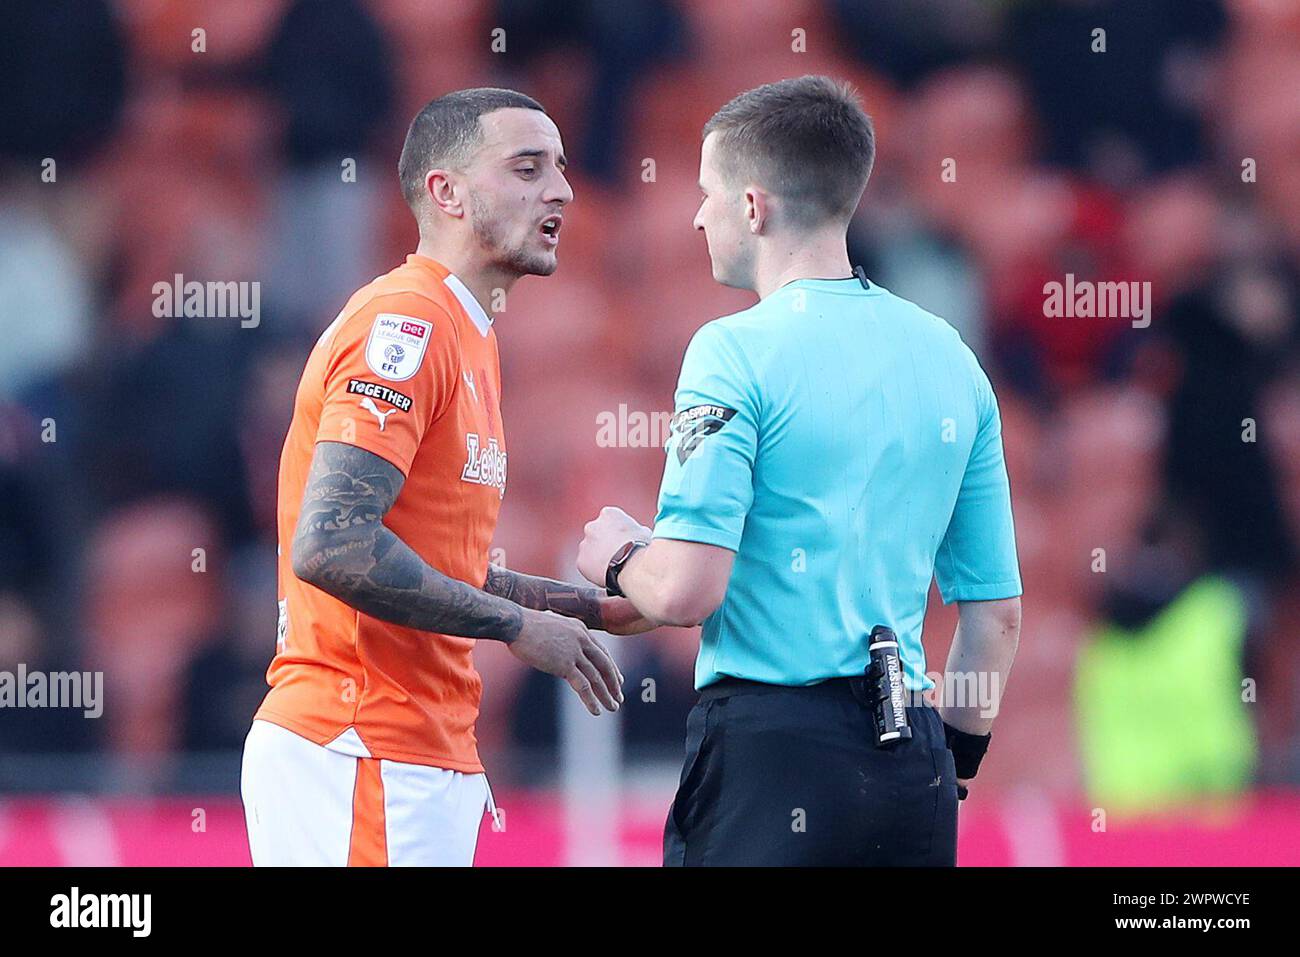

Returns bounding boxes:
[470,192,557,279]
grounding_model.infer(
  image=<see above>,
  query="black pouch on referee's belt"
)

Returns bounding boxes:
[856,625,913,748]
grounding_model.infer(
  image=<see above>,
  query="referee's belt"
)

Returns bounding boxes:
[698,675,929,709]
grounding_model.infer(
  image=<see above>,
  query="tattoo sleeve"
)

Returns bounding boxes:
[291,441,525,642]
[483,564,606,630]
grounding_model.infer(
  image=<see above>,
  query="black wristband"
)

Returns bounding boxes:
[943,721,991,780]
[605,540,648,597]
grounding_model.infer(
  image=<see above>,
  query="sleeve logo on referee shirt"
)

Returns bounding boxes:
[365,314,431,381]
[669,404,736,464]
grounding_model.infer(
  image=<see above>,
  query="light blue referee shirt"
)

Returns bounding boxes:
[654,274,1022,692]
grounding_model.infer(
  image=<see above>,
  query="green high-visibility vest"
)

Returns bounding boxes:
[1074,575,1256,814]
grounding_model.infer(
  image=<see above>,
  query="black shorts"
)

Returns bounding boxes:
[663,677,959,866]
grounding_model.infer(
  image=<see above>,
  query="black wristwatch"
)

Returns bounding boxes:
[605,540,649,597]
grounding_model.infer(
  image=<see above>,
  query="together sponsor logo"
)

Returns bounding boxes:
[0,664,102,718]
[50,887,151,938]
[346,379,413,412]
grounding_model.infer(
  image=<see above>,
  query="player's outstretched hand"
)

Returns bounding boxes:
[510,609,624,715]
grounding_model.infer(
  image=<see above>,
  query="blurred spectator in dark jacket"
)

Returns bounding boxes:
[1159,257,1299,583]
[494,0,688,184]
[0,592,96,761]
[1008,0,1227,185]
[829,0,1002,89]
[260,0,398,332]
[0,0,126,163]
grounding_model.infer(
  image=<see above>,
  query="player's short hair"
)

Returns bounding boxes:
[703,75,875,227]
[398,87,546,211]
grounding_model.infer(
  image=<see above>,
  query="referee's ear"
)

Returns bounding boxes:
[744,186,772,235]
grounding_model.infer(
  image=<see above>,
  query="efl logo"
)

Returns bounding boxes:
[365,314,432,381]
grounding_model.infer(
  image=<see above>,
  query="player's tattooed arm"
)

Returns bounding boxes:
[483,565,606,630]
[290,441,526,641]
[292,442,624,713]
[483,566,654,634]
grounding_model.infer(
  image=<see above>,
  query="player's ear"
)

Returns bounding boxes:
[426,169,464,218]
[745,186,769,235]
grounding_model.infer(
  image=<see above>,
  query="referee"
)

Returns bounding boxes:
[577,76,1022,866]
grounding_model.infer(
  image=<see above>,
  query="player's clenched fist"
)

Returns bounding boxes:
[509,609,624,715]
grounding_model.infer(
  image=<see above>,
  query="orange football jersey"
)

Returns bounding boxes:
[256,254,507,771]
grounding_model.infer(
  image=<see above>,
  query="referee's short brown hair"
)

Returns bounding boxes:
[703,75,875,227]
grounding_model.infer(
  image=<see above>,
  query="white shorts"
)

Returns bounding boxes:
[240,719,491,866]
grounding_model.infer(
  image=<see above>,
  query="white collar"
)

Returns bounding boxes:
[443,273,494,337]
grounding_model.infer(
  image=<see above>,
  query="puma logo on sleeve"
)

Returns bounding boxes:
[360,396,399,431]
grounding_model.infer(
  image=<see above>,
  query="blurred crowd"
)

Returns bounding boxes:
[1,0,1299,807]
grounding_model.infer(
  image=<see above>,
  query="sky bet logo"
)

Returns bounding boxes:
[376,317,426,340]
[365,314,431,382]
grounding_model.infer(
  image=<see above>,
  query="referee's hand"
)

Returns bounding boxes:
[957,778,972,800]
[577,506,653,586]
